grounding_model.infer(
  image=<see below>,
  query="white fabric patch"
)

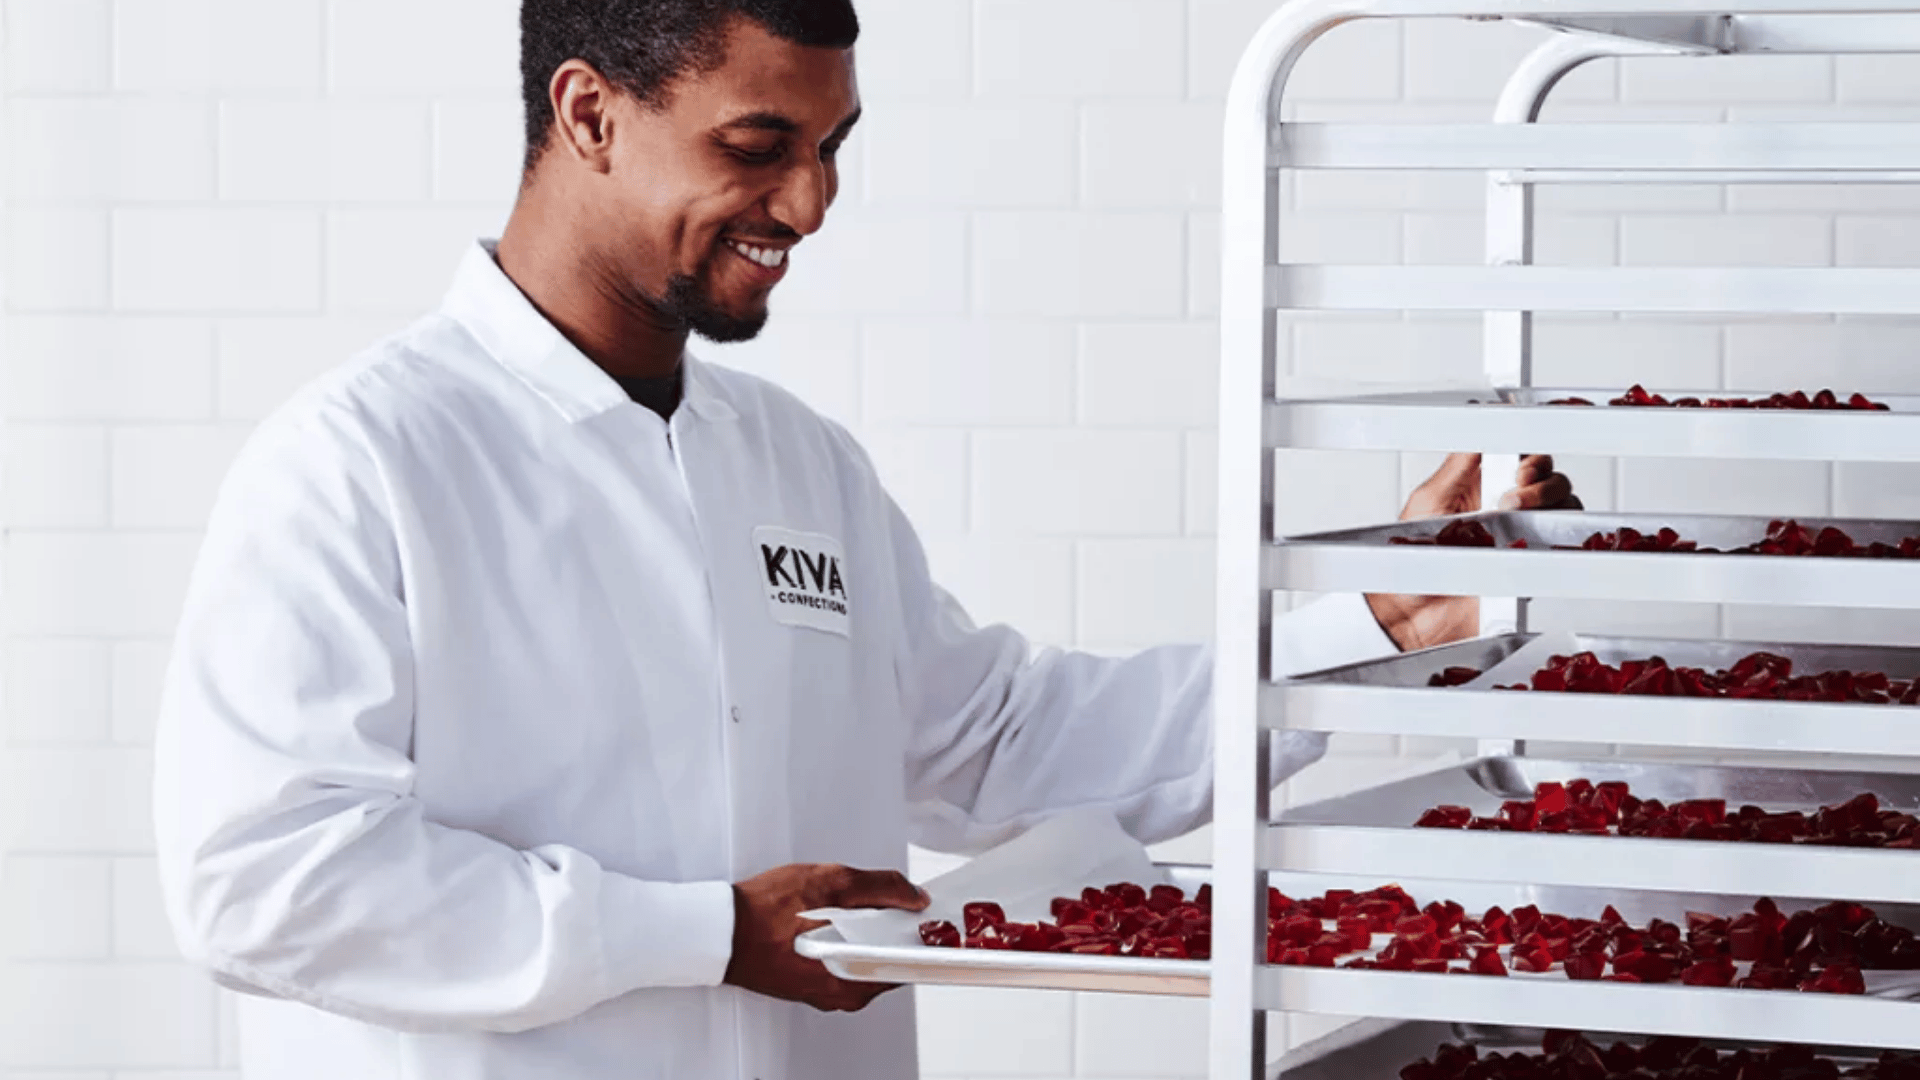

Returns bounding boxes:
[753,526,850,637]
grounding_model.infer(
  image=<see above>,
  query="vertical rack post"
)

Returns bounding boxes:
[1474,33,1674,757]
[1214,63,1281,1080]
[1214,7,1357,1079]
[1476,34,1664,759]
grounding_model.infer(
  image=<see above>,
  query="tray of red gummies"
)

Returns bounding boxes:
[919,879,1920,994]
[1414,779,1920,849]
[1545,385,1892,410]
[1386,517,1920,559]
[1397,1030,1920,1080]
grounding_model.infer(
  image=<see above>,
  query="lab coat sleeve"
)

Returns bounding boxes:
[889,492,1399,856]
[153,405,734,1035]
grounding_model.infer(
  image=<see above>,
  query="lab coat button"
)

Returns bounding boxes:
[731,706,741,723]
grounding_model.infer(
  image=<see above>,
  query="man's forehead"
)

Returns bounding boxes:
[674,19,858,128]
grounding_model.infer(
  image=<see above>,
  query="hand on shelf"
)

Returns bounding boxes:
[1366,453,1581,652]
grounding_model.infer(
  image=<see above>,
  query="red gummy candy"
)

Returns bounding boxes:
[1802,964,1867,995]
[1513,946,1555,973]
[964,902,1006,935]
[1468,946,1508,977]
[1612,950,1674,984]
[1416,805,1474,829]
[1564,953,1606,980]
[1680,957,1736,987]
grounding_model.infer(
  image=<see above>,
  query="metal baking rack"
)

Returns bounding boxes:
[1214,4,1920,1080]
[798,6,1920,1079]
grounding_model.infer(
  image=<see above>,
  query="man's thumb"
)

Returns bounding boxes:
[1429,452,1483,488]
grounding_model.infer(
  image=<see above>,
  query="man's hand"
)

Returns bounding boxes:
[1364,453,1581,652]
[724,863,929,1013]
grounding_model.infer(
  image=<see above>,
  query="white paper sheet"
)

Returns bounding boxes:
[1465,630,1584,691]
[808,809,1167,947]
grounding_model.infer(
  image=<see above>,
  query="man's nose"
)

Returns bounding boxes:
[769,157,831,238]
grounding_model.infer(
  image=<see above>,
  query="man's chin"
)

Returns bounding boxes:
[686,303,770,344]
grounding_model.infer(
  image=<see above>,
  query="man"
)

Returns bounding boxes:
[153,2,1577,1078]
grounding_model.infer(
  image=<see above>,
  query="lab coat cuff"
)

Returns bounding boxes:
[1271,593,1399,680]
[1268,730,1331,787]
[598,876,736,993]
[1262,594,1396,787]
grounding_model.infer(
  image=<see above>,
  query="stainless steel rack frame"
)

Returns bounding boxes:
[1215,5,1920,1080]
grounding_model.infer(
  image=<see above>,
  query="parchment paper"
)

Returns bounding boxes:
[1465,630,1584,690]
[807,808,1166,947]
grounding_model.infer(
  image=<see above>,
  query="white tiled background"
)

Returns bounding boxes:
[4,0,1920,1077]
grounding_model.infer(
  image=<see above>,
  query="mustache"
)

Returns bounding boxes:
[723,224,801,244]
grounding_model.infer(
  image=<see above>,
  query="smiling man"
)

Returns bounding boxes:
[153,3,1575,1079]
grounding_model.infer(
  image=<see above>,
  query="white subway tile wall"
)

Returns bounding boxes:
[3,1,1917,1076]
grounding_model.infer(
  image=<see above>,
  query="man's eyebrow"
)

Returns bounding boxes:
[715,107,862,139]
[719,111,801,134]
[829,107,863,139]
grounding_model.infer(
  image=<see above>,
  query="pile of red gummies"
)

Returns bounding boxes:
[1390,518,1920,559]
[1401,1031,1920,1080]
[1481,649,1920,704]
[1570,520,1920,559]
[1389,520,1527,549]
[920,882,1212,958]
[1569,526,1702,552]
[1334,891,1891,990]
[918,875,1912,990]
[1733,520,1920,559]
[1427,666,1483,687]
[1413,779,1920,849]
[1545,385,1890,410]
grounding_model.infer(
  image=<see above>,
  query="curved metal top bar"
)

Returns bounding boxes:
[1494,32,1690,124]
[1301,0,1920,13]
[1227,0,1920,139]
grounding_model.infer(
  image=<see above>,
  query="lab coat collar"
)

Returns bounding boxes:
[442,240,737,425]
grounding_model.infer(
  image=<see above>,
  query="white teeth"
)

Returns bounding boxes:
[729,240,788,269]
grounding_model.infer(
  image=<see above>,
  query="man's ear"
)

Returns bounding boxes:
[550,59,617,173]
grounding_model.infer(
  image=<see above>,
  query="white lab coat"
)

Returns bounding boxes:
[153,242,1397,1080]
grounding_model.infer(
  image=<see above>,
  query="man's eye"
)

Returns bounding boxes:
[730,145,785,165]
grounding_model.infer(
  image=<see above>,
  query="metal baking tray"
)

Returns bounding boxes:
[1270,1018,1903,1080]
[1274,632,1920,758]
[1272,1020,1466,1080]
[1261,962,1920,1052]
[1275,756,1920,903]
[1254,877,1920,1048]
[1268,387,1920,462]
[1272,511,1920,609]
[796,866,1212,997]
[801,867,1920,1041]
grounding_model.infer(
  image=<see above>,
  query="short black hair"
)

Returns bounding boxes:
[520,0,860,170]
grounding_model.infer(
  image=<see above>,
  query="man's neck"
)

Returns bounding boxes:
[494,185,687,382]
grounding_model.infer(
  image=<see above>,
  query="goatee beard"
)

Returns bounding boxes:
[651,273,768,344]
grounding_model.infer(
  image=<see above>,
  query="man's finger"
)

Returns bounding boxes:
[828,868,929,912]
[1498,473,1574,511]
[830,978,899,1013]
[808,975,898,1013]
[1515,454,1555,486]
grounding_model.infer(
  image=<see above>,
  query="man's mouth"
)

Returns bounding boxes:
[725,238,790,272]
